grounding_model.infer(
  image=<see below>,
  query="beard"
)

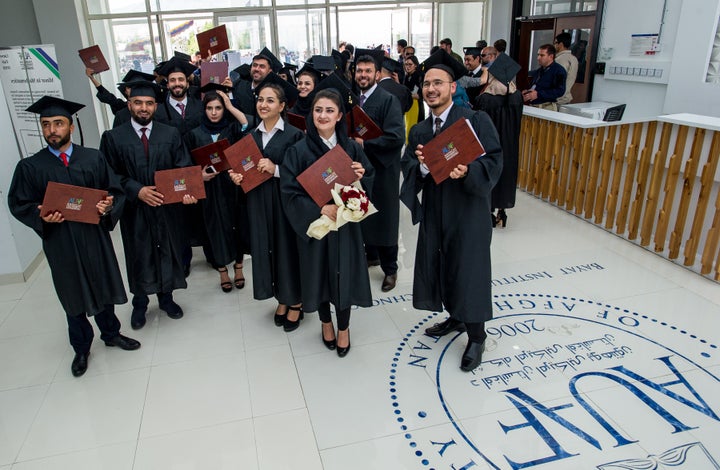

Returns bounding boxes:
[131,113,152,126]
[45,133,71,150]
[170,86,187,99]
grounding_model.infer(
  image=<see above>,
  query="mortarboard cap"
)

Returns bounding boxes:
[462,47,483,57]
[174,50,192,62]
[253,47,283,73]
[309,55,336,72]
[123,80,164,100]
[296,63,322,84]
[26,96,85,119]
[231,63,251,81]
[314,72,358,113]
[420,49,467,81]
[199,82,232,94]
[282,62,298,71]
[487,52,521,85]
[157,56,198,78]
[381,57,403,75]
[354,48,386,69]
[121,69,155,83]
[255,72,299,108]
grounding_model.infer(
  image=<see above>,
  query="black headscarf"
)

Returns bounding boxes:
[199,91,230,135]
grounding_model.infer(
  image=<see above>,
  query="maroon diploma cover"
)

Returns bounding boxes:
[154,166,206,204]
[41,181,108,224]
[223,134,271,193]
[191,139,231,173]
[297,146,356,207]
[287,113,307,131]
[346,106,383,141]
[421,118,486,185]
[200,61,229,87]
[78,45,110,74]
[196,25,230,56]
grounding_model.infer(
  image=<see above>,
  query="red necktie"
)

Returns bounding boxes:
[140,127,149,158]
[59,152,69,167]
[177,102,186,118]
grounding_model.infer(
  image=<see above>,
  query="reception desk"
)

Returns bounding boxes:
[519,106,720,281]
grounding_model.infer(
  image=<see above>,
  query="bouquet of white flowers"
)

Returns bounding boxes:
[307,181,377,240]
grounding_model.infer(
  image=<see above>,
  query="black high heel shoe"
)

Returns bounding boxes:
[283,306,304,332]
[218,267,233,293]
[496,209,508,228]
[336,328,351,357]
[274,304,288,327]
[321,322,336,350]
[233,263,245,289]
[491,211,497,228]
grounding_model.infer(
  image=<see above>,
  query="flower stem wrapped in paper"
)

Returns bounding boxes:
[307,181,378,240]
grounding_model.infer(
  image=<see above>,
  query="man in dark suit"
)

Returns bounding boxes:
[231,47,282,117]
[154,56,203,136]
[353,54,406,292]
[8,96,140,377]
[463,46,486,109]
[378,58,412,114]
[100,81,198,330]
[400,62,503,372]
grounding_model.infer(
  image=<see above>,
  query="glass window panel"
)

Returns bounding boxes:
[390,9,409,57]
[338,8,393,50]
[528,29,554,70]
[277,10,328,65]
[217,13,272,67]
[153,0,269,10]
[86,0,146,15]
[410,5,432,59]
[437,2,487,56]
[531,0,597,15]
[159,14,214,59]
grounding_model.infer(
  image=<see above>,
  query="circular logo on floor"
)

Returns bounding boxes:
[388,293,720,469]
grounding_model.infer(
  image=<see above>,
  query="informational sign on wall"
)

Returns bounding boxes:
[0,45,63,157]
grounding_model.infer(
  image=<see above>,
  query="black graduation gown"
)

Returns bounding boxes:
[95,85,127,115]
[99,122,192,295]
[359,87,405,247]
[378,78,413,113]
[184,121,249,267]
[403,71,425,123]
[400,106,503,323]
[280,129,375,312]
[231,80,258,117]
[246,123,305,303]
[113,107,130,128]
[477,91,523,210]
[7,146,128,316]
[154,96,204,137]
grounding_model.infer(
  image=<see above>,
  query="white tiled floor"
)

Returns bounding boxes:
[1,190,719,469]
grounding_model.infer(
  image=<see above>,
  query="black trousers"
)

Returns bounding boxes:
[318,302,351,331]
[365,244,398,275]
[465,321,487,342]
[66,305,121,354]
[132,292,175,310]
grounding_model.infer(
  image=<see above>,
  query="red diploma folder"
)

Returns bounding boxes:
[421,118,486,185]
[41,181,108,224]
[346,106,383,141]
[200,62,229,87]
[78,45,110,74]
[154,166,206,204]
[196,25,230,56]
[297,146,356,207]
[223,134,271,193]
[287,113,307,131]
[191,139,231,173]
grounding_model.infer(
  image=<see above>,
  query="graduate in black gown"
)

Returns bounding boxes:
[228,83,305,331]
[400,64,503,372]
[288,65,320,118]
[8,96,140,377]
[281,89,375,357]
[184,86,250,293]
[99,81,199,330]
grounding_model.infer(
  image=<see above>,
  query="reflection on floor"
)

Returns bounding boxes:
[0,191,718,470]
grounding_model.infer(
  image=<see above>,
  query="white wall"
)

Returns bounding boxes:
[593,0,720,119]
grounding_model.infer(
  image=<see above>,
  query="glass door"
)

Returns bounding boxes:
[556,15,595,103]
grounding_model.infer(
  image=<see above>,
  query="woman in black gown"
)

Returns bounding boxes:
[280,89,375,357]
[184,90,250,292]
[288,66,319,118]
[228,83,306,331]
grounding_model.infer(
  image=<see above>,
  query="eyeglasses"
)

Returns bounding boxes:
[421,79,452,89]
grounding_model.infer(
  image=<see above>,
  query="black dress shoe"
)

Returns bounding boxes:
[104,334,141,351]
[160,301,184,319]
[71,352,89,377]
[274,305,288,327]
[283,307,304,332]
[460,339,486,372]
[130,307,147,330]
[381,273,397,292]
[425,317,466,337]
